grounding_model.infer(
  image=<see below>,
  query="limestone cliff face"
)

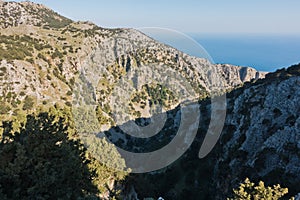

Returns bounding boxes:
[210,66,300,199]
[215,64,267,86]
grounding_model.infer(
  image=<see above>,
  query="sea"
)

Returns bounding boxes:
[190,33,300,72]
[139,29,300,72]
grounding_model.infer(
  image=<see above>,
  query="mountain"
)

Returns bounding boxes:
[0,1,265,129]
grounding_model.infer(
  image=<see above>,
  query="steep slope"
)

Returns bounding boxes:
[211,65,300,199]
[128,65,300,200]
[0,1,265,132]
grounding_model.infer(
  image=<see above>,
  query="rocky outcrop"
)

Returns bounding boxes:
[216,64,267,86]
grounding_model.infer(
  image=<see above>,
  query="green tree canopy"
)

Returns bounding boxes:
[0,113,98,199]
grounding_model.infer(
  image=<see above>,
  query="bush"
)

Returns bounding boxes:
[228,178,290,200]
[0,104,11,115]
[22,96,35,111]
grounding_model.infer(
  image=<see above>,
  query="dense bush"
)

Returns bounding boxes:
[0,113,98,199]
[228,178,290,200]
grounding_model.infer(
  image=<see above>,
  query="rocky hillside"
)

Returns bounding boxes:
[0,1,72,29]
[211,65,300,199]
[0,1,265,132]
[128,65,300,200]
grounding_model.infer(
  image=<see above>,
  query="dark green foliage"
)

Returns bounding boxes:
[144,84,176,107]
[0,35,32,61]
[273,108,282,118]
[66,90,72,96]
[286,63,300,76]
[0,67,7,73]
[51,49,64,59]
[82,135,129,195]
[20,91,26,96]
[22,96,35,111]
[0,103,11,115]
[263,63,300,84]
[24,5,72,29]
[0,35,51,62]
[0,113,99,199]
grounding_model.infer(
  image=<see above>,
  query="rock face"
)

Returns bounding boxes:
[210,66,300,199]
[0,1,265,130]
[127,65,300,200]
[216,64,267,86]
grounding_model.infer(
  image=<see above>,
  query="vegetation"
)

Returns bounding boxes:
[0,34,52,62]
[129,83,178,117]
[1,2,300,198]
[82,135,129,194]
[228,178,291,200]
[0,111,129,199]
[0,113,97,199]
[0,103,11,115]
[22,96,35,111]
[28,5,72,29]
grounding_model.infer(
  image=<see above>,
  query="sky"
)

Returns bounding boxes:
[13,0,300,34]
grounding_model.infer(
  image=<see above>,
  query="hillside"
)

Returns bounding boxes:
[128,64,300,200]
[0,1,265,131]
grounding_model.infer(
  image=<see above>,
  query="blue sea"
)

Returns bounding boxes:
[139,29,300,72]
[190,34,300,72]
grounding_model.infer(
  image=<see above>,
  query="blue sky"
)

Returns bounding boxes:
[13,0,300,34]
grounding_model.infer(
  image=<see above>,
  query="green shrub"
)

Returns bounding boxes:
[0,103,11,115]
[22,96,35,111]
[228,178,291,200]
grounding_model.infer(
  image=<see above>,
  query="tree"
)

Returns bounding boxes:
[0,113,99,199]
[82,135,130,197]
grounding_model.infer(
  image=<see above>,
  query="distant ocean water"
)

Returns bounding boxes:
[189,34,300,72]
[139,29,300,72]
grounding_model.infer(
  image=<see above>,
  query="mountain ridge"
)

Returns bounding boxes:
[0,1,266,130]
